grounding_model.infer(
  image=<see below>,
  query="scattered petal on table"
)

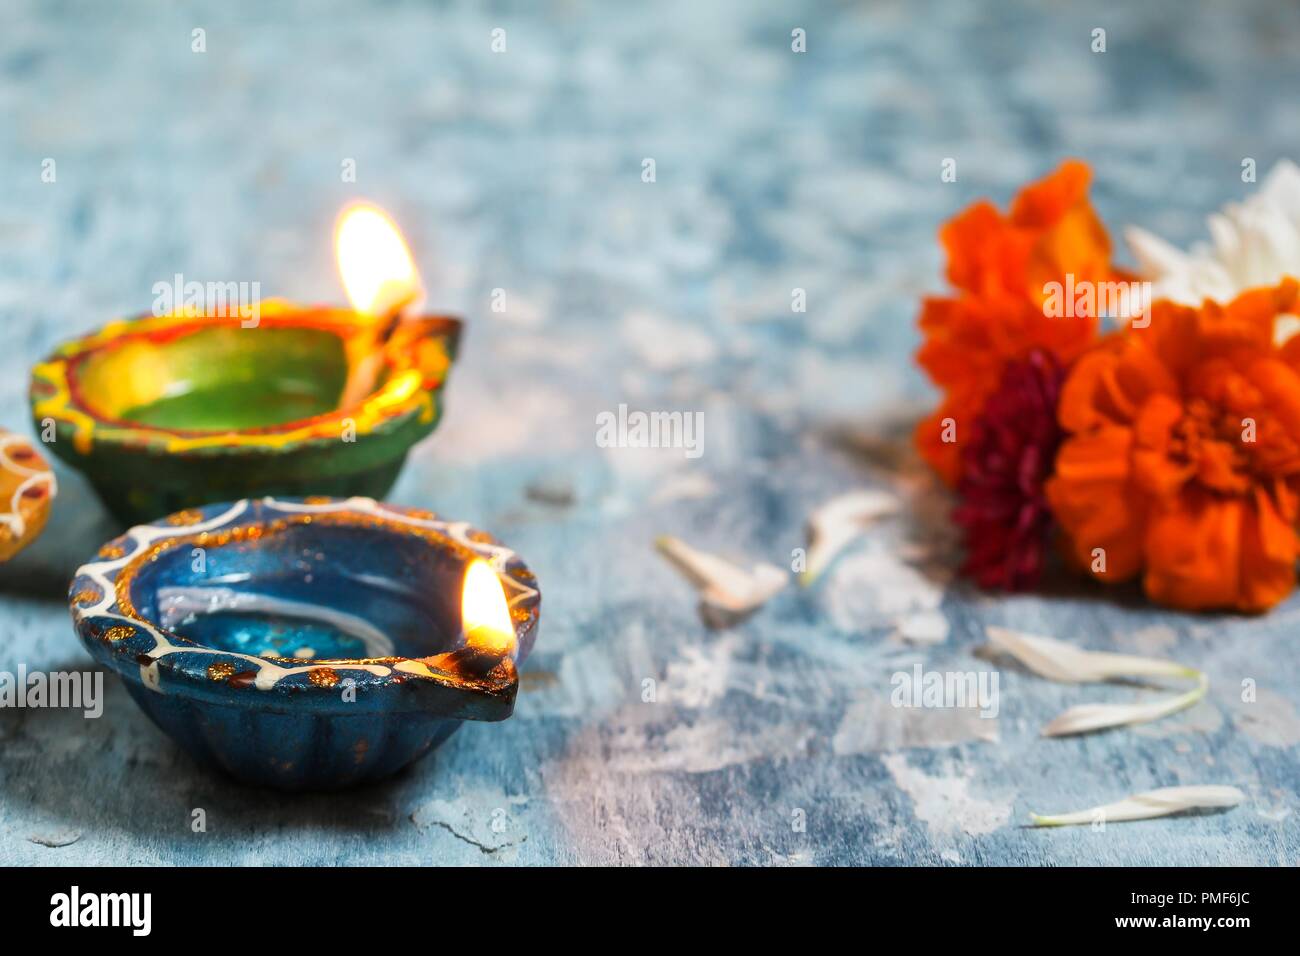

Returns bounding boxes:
[986,625,1196,683]
[986,625,1208,736]
[27,829,82,848]
[895,609,951,644]
[800,489,898,586]
[656,535,787,628]
[1031,785,1245,827]
[1042,674,1209,736]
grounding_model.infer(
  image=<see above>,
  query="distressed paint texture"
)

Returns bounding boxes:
[1,0,1298,865]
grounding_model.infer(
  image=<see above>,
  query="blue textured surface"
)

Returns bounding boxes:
[1,0,1299,863]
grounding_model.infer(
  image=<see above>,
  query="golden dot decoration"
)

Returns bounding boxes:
[102,625,133,642]
[308,667,340,688]
[99,543,127,559]
[303,495,334,505]
[166,509,205,526]
[73,588,101,605]
[207,661,238,681]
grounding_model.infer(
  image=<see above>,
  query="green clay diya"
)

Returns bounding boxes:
[28,205,461,525]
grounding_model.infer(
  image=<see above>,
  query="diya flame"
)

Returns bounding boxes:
[332,202,428,409]
[461,559,515,655]
[335,202,425,319]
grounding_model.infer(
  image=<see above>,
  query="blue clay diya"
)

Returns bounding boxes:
[69,496,540,790]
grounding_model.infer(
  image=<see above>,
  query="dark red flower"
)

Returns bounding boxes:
[953,348,1065,590]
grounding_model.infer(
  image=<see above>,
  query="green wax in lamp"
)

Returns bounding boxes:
[77,326,350,432]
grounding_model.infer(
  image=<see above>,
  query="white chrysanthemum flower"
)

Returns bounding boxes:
[1126,159,1300,307]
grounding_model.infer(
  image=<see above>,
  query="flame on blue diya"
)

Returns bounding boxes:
[69,496,540,790]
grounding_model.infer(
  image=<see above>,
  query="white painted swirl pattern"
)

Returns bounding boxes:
[73,497,538,693]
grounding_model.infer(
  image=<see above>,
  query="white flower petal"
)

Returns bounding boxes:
[1042,674,1209,736]
[800,489,898,586]
[985,626,1207,736]
[1031,785,1245,827]
[1273,314,1300,347]
[702,562,787,611]
[1125,225,1190,277]
[1127,159,1300,306]
[1207,211,1240,267]
[656,535,787,628]
[895,609,950,644]
[985,626,1194,683]
[1261,159,1300,209]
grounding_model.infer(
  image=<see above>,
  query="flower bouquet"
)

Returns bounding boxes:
[917,160,1300,612]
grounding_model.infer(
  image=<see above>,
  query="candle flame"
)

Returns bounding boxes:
[335,203,424,317]
[461,560,514,656]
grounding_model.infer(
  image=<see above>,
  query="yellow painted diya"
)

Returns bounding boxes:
[0,428,56,561]
[28,204,461,525]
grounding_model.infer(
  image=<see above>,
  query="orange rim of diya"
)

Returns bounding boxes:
[0,428,56,561]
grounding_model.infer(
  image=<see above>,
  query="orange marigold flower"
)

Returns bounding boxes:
[1046,279,1300,612]
[915,160,1116,485]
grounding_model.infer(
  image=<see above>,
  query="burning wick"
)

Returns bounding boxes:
[460,559,514,657]
[335,202,426,409]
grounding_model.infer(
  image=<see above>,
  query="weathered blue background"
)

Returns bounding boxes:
[1,0,1298,864]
